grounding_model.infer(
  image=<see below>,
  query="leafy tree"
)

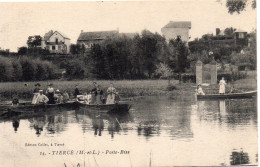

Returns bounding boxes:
[224,27,236,36]
[27,35,42,48]
[18,47,28,55]
[225,0,256,14]
[168,36,189,82]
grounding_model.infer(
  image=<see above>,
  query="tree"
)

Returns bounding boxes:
[27,35,42,48]
[168,36,189,82]
[18,47,28,55]
[225,0,256,14]
[224,27,236,36]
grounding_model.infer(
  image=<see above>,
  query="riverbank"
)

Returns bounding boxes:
[0,78,256,101]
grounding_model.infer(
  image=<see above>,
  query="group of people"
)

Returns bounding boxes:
[76,82,119,105]
[196,77,227,95]
[32,83,69,105]
[30,82,119,105]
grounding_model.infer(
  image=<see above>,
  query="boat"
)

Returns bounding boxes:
[0,101,78,116]
[197,90,257,100]
[76,101,131,113]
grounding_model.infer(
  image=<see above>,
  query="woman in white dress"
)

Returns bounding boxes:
[106,83,117,104]
[219,77,226,94]
[32,83,41,104]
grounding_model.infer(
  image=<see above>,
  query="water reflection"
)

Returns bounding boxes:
[0,96,257,166]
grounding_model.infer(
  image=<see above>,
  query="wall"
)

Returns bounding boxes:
[161,28,190,42]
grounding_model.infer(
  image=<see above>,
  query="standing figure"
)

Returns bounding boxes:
[46,83,55,104]
[106,83,117,104]
[74,85,80,98]
[32,83,41,104]
[90,82,98,104]
[219,77,226,94]
[63,91,70,103]
[96,85,104,105]
[36,90,49,104]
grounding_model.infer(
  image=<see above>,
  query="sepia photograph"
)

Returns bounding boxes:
[0,0,257,166]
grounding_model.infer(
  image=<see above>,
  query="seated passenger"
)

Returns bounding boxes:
[12,94,19,106]
[96,85,104,105]
[196,84,205,95]
[55,89,63,103]
[62,91,70,103]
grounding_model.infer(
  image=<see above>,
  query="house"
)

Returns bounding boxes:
[161,21,191,42]
[77,30,119,48]
[41,30,70,54]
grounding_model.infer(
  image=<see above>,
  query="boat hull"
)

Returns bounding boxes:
[197,91,257,100]
[76,102,131,113]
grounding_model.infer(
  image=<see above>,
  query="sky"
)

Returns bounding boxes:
[0,0,256,52]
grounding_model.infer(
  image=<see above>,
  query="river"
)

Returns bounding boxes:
[0,96,257,167]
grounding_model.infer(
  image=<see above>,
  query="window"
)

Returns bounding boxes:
[52,45,55,50]
[55,38,58,44]
[46,46,50,50]
[238,33,245,39]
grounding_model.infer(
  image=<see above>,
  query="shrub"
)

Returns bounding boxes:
[0,56,13,81]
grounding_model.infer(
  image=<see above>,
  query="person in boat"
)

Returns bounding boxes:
[96,85,104,105]
[106,83,117,104]
[219,77,226,94]
[12,119,20,132]
[32,83,41,104]
[46,83,55,104]
[196,84,205,95]
[54,89,63,103]
[36,90,49,104]
[90,82,98,104]
[74,84,80,98]
[63,91,70,103]
[12,94,19,106]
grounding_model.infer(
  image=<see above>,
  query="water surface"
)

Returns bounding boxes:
[0,96,257,167]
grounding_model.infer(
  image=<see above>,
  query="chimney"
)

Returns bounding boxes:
[216,28,220,36]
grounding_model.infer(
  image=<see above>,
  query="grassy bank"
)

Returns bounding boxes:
[0,78,256,101]
[0,80,195,100]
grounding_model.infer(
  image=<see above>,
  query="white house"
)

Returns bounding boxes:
[41,30,70,54]
[161,21,191,42]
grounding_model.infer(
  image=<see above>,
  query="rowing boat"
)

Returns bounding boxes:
[76,101,131,113]
[197,90,257,100]
[0,101,78,116]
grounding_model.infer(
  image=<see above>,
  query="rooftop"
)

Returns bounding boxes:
[77,30,119,41]
[162,21,191,29]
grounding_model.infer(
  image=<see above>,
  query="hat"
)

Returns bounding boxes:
[39,90,43,92]
[56,89,60,92]
[35,83,41,87]
[48,83,53,86]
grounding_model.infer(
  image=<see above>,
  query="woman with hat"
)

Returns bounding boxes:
[54,89,63,104]
[95,85,104,105]
[46,83,55,104]
[32,83,41,104]
[106,83,117,104]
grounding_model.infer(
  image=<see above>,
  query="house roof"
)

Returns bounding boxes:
[119,33,137,39]
[162,21,191,29]
[43,30,70,41]
[77,30,119,41]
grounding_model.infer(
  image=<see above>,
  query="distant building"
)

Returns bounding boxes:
[77,30,119,49]
[41,30,70,54]
[161,21,191,42]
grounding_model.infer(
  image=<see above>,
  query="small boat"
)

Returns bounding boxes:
[197,90,257,100]
[76,101,131,113]
[0,101,78,116]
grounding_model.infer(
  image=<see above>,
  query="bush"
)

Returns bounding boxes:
[0,56,13,81]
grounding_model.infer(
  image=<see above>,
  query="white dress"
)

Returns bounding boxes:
[219,80,226,94]
[106,87,116,104]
